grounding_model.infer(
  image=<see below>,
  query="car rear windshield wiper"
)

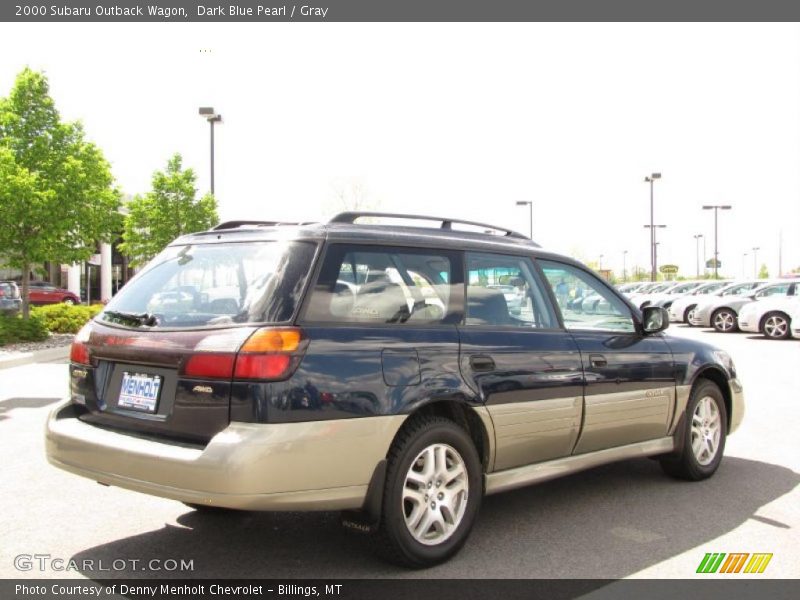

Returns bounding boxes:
[103,310,159,327]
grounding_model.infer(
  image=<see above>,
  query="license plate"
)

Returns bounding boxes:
[118,372,162,413]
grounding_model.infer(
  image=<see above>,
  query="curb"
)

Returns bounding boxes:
[0,345,70,370]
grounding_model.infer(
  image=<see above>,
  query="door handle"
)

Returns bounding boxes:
[589,354,607,368]
[470,355,496,372]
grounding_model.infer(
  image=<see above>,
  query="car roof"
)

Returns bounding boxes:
[174,213,585,267]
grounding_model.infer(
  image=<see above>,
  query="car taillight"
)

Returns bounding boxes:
[234,327,302,380]
[70,324,92,365]
[181,327,304,381]
[183,353,236,379]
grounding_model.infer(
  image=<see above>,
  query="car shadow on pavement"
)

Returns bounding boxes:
[0,396,61,421]
[71,456,799,579]
[744,335,798,342]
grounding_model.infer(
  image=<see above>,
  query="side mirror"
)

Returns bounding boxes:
[642,306,669,334]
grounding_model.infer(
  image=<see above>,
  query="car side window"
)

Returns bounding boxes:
[304,244,462,325]
[464,252,556,329]
[538,261,636,333]
[756,284,789,297]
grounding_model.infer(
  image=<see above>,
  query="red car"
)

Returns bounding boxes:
[26,281,80,305]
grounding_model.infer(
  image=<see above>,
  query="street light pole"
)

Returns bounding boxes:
[515,201,533,239]
[752,247,760,278]
[623,250,628,282]
[644,172,662,281]
[693,234,703,278]
[702,205,732,279]
[198,107,222,195]
[643,224,666,279]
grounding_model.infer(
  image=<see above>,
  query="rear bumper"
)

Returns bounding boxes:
[46,402,405,511]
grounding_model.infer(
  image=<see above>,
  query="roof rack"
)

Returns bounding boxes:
[213,220,317,231]
[329,212,531,241]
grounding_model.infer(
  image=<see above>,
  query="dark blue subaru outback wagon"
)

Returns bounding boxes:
[46,212,744,567]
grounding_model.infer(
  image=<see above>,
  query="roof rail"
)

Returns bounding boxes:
[329,212,531,241]
[213,220,316,231]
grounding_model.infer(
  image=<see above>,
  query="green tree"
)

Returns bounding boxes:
[120,154,218,267]
[758,264,769,279]
[0,68,121,317]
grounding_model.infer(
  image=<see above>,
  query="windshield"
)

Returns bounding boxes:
[99,241,316,329]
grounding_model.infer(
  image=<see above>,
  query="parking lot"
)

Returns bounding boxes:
[0,323,798,580]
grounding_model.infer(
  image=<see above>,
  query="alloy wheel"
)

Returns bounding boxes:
[713,310,736,332]
[763,315,788,339]
[402,443,469,546]
[690,396,722,466]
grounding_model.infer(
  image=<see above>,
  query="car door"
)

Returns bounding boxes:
[538,260,676,454]
[289,243,467,423]
[458,252,584,471]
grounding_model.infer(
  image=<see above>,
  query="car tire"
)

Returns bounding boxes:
[660,380,727,481]
[62,298,76,306]
[182,502,237,513]
[376,415,482,568]
[761,311,791,340]
[684,305,697,325]
[711,308,738,333]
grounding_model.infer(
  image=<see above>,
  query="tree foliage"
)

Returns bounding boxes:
[0,68,121,317]
[758,264,769,279]
[119,154,218,267]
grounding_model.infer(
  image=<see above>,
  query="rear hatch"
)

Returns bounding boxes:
[70,239,317,444]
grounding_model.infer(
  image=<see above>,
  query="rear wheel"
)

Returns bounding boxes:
[661,380,727,480]
[761,311,791,340]
[62,298,76,306]
[182,502,236,513]
[376,416,482,567]
[711,308,738,333]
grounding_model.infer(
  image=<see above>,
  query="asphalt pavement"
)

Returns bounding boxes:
[0,324,797,579]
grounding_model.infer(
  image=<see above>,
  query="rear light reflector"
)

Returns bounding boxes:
[183,353,236,379]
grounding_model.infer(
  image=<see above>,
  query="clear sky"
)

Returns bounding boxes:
[1,22,798,278]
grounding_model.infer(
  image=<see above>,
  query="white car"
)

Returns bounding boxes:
[689,280,794,332]
[668,280,733,323]
[792,302,800,338]
[738,295,800,339]
[639,280,705,310]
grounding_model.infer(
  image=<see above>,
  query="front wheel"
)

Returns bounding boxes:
[684,305,697,325]
[661,380,727,480]
[761,311,791,340]
[712,308,738,333]
[62,298,76,306]
[377,416,482,567]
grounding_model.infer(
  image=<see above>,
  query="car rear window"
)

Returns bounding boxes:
[99,241,317,329]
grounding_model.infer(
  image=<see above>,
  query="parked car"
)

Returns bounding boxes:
[46,212,745,567]
[25,280,81,305]
[0,281,22,316]
[633,280,703,311]
[667,280,733,324]
[738,295,800,340]
[689,281,794,332]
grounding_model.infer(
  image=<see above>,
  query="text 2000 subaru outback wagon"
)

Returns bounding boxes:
[47,213,744,567]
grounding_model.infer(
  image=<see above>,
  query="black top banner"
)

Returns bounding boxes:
[2,0,800,22]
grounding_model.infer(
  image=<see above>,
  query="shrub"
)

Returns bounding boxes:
[31,303,103,334]
[0,314,49,345]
